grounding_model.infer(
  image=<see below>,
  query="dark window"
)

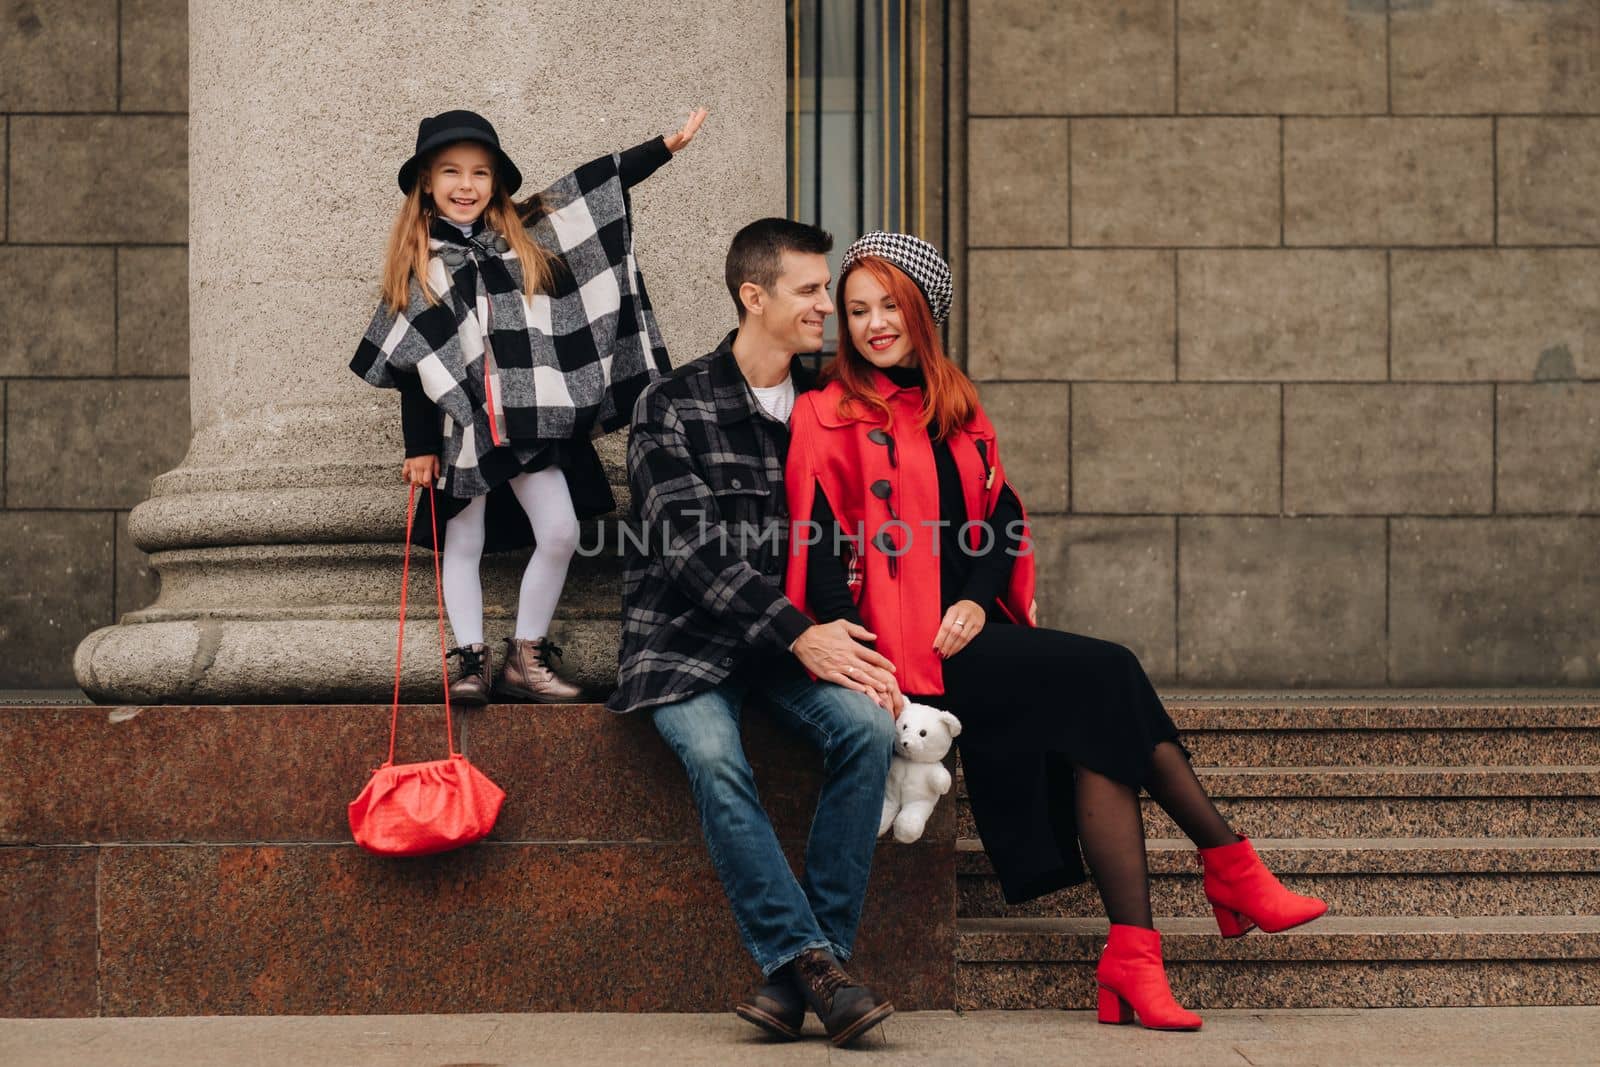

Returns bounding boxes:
[788,0,946,357]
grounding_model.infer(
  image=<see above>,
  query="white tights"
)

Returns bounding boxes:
[440,466,579,647]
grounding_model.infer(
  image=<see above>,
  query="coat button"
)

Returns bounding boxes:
[721,655,735,667]
[731,478,742,489]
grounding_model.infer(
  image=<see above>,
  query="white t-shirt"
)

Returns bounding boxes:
[750,376,796,424]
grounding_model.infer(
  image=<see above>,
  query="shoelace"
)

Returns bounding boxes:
[534,640,565,665]
[448,645,486,677]
[796,953,849,1001]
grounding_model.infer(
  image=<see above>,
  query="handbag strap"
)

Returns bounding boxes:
[385,483,459,767]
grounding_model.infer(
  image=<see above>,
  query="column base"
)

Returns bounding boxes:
[75,616,620,705]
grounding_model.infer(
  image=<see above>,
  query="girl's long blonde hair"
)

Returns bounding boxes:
[380,151,557,314]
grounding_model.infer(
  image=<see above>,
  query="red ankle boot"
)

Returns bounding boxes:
[1199,836,1328,937]
[1095,924,1202,1031]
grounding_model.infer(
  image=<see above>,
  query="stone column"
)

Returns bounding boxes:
[75,1,784,702]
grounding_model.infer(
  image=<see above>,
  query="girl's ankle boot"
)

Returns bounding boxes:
[497,636,584,703]
[1199,836,1328,937]
[1095,924,1202,1031]
[446,643,492,707]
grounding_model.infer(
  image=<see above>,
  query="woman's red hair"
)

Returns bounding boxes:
[826,255,978,437]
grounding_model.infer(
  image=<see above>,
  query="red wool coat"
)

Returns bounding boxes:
[784,371,1037,696]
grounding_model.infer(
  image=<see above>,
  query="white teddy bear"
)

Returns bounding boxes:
[879,701,963,844]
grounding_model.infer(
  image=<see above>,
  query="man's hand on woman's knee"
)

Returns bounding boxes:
[790,620,904,715]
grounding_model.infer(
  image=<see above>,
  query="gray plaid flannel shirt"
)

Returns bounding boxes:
[607,332,819,714]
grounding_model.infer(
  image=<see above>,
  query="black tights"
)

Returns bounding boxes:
[1073,741,1238,928]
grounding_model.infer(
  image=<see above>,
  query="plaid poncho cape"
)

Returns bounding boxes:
[350,149,670,500]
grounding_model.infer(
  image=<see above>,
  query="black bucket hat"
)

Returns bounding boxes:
[397,109,523,195]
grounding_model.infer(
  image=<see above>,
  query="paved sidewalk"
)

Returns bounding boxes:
[3,1008,1597,1066]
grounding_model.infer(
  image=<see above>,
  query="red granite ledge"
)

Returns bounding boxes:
[95,842,952,1016]
[0,704,952,846]
[0,848,99,1017]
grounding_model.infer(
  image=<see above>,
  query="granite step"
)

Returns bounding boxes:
[3,703,961,845]
[956,766,1600,839]
[1165,702,1600,767]
[956,837,1600,918]
[957,915,1600,1009]
[0,704,957,1017]
[10,698,1592,1017]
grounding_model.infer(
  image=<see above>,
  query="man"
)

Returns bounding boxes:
[609,218,904,1047]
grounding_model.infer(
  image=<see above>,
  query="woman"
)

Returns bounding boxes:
[783,232,1327,1031]
[350,107,706,703]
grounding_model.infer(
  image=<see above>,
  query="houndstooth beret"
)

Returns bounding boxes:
[839,231,954,325]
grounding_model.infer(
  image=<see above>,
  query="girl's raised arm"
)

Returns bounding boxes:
[663,107,709,154]
[525,108,710,212]
[619,107,710,190]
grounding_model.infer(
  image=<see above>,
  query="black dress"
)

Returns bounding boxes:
[806,365,1184,904]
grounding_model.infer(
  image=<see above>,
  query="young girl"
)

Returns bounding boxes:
[783,232,1327,1032]
[351,107,707,704]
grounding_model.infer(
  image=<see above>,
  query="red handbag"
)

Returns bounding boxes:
[348,484,505,857]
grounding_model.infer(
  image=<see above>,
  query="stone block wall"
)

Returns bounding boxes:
[964,1,1600,687]
[7,2,1598,692]
[1,0,189,687]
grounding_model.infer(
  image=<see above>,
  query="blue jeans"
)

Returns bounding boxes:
[652,661,895,976]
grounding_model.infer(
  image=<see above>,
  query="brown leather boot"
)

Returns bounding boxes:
[446,643,492,707]
[496,636,583,703]
[734,971,805,1040]
[788,949,894,1048]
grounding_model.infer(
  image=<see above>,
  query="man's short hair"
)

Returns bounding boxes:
[725,218,834,320]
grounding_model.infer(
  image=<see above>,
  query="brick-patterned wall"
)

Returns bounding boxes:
[1,0,189,688]
[965,1,1600,687]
